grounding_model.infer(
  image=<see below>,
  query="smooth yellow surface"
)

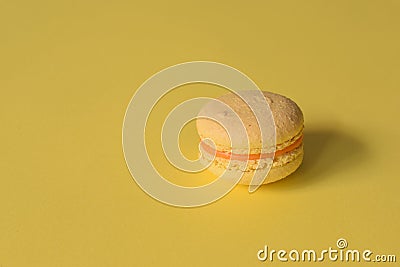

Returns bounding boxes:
[1,1,399,266]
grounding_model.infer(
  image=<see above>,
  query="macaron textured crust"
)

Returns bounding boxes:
[196,91,304,185]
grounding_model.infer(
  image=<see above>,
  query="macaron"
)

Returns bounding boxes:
[196,90,304,185]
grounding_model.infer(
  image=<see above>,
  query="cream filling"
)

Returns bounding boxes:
[202,127,303,154]
[200,144,303,172]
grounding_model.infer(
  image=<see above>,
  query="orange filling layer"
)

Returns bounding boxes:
[201,135,303,161]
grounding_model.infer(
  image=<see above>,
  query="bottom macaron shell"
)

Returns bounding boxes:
[205,151,303,185]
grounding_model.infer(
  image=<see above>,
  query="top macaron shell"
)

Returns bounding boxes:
[196,91,304,153]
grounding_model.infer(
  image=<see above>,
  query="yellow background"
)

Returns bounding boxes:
[1,0,399,266]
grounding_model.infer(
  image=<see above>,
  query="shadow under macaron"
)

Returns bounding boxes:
[258,128,369,191]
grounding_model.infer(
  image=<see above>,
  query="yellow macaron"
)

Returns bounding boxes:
[196,90,304,185]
